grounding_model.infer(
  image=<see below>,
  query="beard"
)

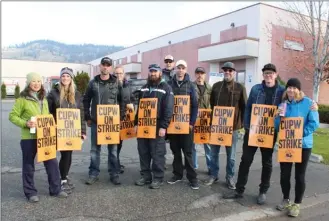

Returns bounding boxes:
[101,70,109,75]
[148,75,162,86]
[224,77,233,82]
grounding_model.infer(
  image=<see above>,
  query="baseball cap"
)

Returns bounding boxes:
[148,64,162,72]
[195,67,205,73]
[176,60,187,68]
[164,55,174,61]
[222,62,235,71]
[262,63,277,72]
[100,57,113,66]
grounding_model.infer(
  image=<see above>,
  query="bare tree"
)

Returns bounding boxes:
[285,1,329,101]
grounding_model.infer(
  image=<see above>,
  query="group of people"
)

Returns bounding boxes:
[9,54,319,218]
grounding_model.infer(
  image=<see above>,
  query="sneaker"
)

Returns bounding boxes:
[167,176,182,184]
[85,176,99,185]
[257,193,267,205]
[120,165,125,174]
[204,177,218,186]
[66,176,75,189]
[135,177,152,186]
[28,195,39,203]
[110,176,121,185]
[226,177,236,190]
[149,180,163,189]
[55,191,68,198]
[288,203,300,217]
[61,181,72,194]
[276,199,292,211]
[190,181,200,190]
[223,191,243,199]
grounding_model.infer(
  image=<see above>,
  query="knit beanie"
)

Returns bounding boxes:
[60,67,74,78]
[286,78,301,90]
[26,72,42,87]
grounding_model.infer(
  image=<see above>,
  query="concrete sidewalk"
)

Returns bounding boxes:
[1,140,329,221]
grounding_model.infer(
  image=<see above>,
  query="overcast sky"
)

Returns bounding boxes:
[2,1,282,47]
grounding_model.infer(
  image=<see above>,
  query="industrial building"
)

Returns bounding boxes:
[88,3,328,104]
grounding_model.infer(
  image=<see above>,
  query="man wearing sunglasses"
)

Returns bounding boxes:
[162,55,175,82]
[205,62,247,190]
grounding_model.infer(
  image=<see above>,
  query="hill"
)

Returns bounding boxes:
[1,40,124,63]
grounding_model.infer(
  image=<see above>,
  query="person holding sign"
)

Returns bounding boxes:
[223,63,285,204]
[47,67,87,194]
[114,65,136,174]
[9,72,68,203]
[167,60,199,190]
[191,67,212,173]
[134,64,174,189]
[83,57,122,185]
[274,78,319,217]
[205,62,247,190]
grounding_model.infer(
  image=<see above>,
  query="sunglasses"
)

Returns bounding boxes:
[223,69,234,73]
[165,60,173,64]
[61,67,73,72]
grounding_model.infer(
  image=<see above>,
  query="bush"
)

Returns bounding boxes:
[318,104,329,124]
[1,83,6,99]
[74,71,90,95]
[14,84,20,99]
[277,75,286,86]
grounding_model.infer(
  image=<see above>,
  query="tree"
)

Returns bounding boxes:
[73,71,90,95]
[14,84,20,99]
[269,1,329,102]
[1,83,7,99]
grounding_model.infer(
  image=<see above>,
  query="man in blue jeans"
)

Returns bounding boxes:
[191,67,212,173]
[205,62,247,189]
[83,57,123,185]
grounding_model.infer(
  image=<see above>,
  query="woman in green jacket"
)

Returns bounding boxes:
[9,72,68,203]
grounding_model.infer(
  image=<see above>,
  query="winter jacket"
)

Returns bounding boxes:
[168,74,198,126]
[244,80,285,130]
[83,74,119,123]
[9,88,49,140]
[210,80,247,131]
[134,79,174,130]
[46,83,86,135]
[162,68,175,82]
[275,92,319,148]
[118,79,136,120]
[192,81,212,109]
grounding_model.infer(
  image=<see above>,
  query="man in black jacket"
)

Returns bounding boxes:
[167,60,199,190]
[134,64,174,189]
[83,57,122,185]
[114,66,135,174]
[162,55,175,82]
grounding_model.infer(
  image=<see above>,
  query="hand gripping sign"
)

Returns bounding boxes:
[167,95,190,134]
[56,108,82,151]
[193,109,212,144]
[137,98,158,139]
[278,117,304,163]
[209,106,235,146]
[36,114,57,162]
[97,105,120,145]
[248,104,277,148]
[120,106,137,140]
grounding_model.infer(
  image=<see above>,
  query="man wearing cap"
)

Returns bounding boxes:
[191,67,212,173]
[83,57,122,185]
[134,64,174,189]
[162,55,175,82]
[167,60,199,190]
[205,62,247,190]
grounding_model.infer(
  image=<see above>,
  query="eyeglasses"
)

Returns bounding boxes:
[115,72,124,75]
[263,71,275,75]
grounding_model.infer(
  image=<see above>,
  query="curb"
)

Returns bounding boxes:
[310,153,324,163]
[212,192,329,221]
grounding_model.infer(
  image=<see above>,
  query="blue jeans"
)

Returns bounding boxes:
[89,123,120,178]
[192,143,211,170]
[209,130,239,180]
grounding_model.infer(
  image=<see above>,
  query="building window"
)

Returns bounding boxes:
[235,71,245,84]
[130,73,137,79]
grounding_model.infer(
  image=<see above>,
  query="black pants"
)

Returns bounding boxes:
[117,140,123,166]
[169,129,197,182]
[236,130,276,194]
[59,151,72,180]
[21,139,61,198]
[137,134,166,181]
[280,148,311,204]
